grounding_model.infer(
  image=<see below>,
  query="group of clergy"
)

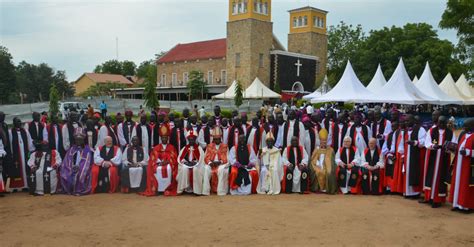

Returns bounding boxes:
[0,105,472,213]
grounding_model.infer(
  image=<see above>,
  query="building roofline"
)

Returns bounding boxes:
[270,50,319,61]
[288,6,328,14]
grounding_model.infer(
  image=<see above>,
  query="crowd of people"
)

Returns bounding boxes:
[0,104,472,214]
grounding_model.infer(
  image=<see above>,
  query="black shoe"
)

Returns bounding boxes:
[451,208,459,212]
[460,209,472,214]
[431,203,441,208]
[418,199,429,204]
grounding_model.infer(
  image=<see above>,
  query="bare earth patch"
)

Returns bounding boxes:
[1,193,473,246]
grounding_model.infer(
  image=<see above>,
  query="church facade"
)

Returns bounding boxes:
[152,0,328,99]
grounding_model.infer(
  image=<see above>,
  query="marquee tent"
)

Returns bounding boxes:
[370,58,437,105]
[456,74,474,98]
[439,73,473,104]
[366,64,387,92]
[310,61,377,103]
[243,77,281,99]
[213,80,237,99]
[415,62,462,105]
[303,75,331,99]
[412,76,419,84]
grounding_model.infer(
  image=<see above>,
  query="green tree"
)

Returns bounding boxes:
[143,80,159,110]
[49,83,60,118]
[439,0,474,46]
[122,60,137,76]
[187,70,208,100]
[136,59,157,86]
[354,23,468,83]
[327,21,366,85]
[0,46,16,104]
[94,60,123,75]
[439,0,473,78]
[234,80,243,108]
[54,70,75,99]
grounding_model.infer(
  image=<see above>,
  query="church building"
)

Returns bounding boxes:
[117,1,328,100]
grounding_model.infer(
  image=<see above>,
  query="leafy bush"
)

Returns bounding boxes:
[221,109,233,119]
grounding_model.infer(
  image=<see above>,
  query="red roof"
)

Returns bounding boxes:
[158,38,226,63]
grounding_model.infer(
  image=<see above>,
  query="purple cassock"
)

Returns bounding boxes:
[60,145,93,195]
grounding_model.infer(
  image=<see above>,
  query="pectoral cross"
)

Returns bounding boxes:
[44,173,49,181]
[295,59,302,77]
[30,173,35,182]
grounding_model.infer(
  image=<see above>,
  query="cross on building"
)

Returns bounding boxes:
[295,59,302,77]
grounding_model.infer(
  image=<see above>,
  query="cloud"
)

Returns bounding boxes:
[0,0,457,81]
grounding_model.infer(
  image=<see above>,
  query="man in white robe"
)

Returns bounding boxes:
[335,136,362,194]
[9,117,35,191]
[131,114,152,153]
[122,136,149,192]
[281,110,306,148]
[177,130,205,195]
[282,136,309,193]
[229,135,258,195]
[62,112,83,151]
[27,141,62,195]
[257,132,283,195]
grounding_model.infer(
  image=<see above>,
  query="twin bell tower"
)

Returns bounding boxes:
[226,0,328,88]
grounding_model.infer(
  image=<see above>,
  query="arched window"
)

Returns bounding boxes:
[298,17,302,27]
[303,16,308,26]
[254,1,258,13]
[321,18,325,28]
[263,1,268,14]
[293,17,297,27]
[243,0,248,13]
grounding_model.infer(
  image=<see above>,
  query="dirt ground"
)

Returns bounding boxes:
[1,193,473,246]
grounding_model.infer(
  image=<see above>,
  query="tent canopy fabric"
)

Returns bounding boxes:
[310,61,377,103]
[415,62,462,105]
[213,80,237,99]
[412,75,419,84]
[456,74,474,98]
[243,77,281,99]
[371,58,438,105]
[366,64,387,92]
[303,75,331,99]
[439,73,473,105]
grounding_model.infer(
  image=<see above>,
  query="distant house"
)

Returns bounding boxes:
[74,73,134,96]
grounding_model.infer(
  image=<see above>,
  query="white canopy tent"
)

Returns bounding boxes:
[366,64,387,92]
[439,73,473,105]
[412,75,419,84]
[371,58,438,105]
[456,74,474,98]
[415,62,462,105]
[303,75,331,99]
[310,61,377,103]
[213,80,237,99]
[243,77,281,99]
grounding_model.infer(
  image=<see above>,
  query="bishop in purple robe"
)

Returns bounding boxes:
[60,133,93,196]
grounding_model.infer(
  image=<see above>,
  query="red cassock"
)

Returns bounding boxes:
[449,133,474,209]
[392,132,404,193]
[204,143,228,194]
[91,146,120,193]
[142,144,178,196]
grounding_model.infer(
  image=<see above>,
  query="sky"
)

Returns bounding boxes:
[0,0,457,81]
